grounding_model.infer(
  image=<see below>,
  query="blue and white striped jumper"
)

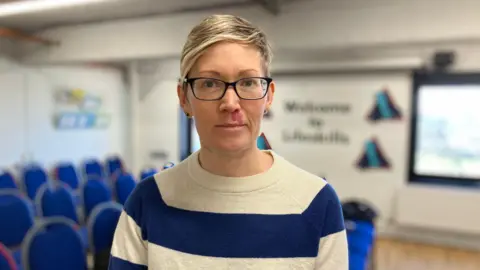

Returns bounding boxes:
[109,150,348,269]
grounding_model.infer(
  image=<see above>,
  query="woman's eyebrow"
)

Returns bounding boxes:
[196,70,221,77]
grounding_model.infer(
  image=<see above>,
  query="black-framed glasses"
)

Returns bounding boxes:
[183,77,272,101]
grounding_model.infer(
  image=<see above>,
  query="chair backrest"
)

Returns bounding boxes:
[105,156,123,177]
[0,170,17,190]
[87,201,123,254]
[82,179,112,219]
[0,242,18,270]
[22,217,87,270]
[55,162,80,190]
[115,173,136,205]
[0,189,35,247]
[22,166,48,200]
[139,168,157,181]
[83,159,103,179]
[36,182,79,224]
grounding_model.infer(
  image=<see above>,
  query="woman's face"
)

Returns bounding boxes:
[178,41,275,154]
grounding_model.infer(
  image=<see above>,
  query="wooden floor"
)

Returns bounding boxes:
[374,238,480,270]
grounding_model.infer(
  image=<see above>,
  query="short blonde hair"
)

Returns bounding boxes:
[180,14,273,80]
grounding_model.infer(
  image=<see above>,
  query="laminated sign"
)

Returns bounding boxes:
[53,88,111,129]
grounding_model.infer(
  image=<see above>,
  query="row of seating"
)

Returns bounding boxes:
[0,188,122,270]
[2,168,140,220]
[0,156,159,201]
[0,156,170,270]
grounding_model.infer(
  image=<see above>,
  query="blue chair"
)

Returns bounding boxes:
[115,173,136,205]
[0,189,35,246]
[35,182,79,224]
[346,220,375,270]
[0,170,17,190]
[105,156,123,177]
[83,159,103,178]
[36,182,89,248]
[82,179,112,220]
[342,200,378,270]
[0,242,18,270]
[139,167,157,180]
[22,166,48,200]
[0,189,35,267]
[22,217,88,270]
[87,202,123,255]
[55,162,81,191]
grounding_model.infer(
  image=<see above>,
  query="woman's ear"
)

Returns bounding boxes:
[265,80,275,111]
[177,83,192,115]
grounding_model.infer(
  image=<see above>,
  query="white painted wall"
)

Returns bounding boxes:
[136,59,181,170]
[0,57,129,173]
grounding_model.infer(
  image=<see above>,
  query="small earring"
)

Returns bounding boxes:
[185,112,192,118]
[263,109,268,115]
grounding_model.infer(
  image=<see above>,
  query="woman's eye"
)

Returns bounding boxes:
[241,79,255,87]
[203,80,218,88]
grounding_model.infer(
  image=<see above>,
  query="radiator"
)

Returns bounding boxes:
[393,184,480,235]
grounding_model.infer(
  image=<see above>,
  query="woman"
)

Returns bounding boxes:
[109,14,348,269]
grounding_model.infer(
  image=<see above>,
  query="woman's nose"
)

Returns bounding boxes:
[219,87,240,112]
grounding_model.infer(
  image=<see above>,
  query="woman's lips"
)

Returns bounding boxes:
[216,123,246,131]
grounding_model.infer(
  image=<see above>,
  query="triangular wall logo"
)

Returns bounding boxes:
[257,132,272,150]
[367,88,402,122]
[356,137,391,169]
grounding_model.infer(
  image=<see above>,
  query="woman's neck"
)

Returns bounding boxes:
[198,147,272,177]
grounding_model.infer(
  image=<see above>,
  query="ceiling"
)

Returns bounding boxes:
[0,0,261,31]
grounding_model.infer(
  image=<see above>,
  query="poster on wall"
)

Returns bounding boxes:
[53,88,111,129]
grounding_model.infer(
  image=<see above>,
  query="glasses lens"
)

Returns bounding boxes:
[236,78,268,99]
[191,77,269,100]
[192,78,225,100]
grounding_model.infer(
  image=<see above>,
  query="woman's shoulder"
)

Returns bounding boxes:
[122,163,189,224]
[271,152,339,209]
[271,151,328,187]
[125,163,189,207]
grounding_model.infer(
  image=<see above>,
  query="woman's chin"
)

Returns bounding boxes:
[213,138,252,153]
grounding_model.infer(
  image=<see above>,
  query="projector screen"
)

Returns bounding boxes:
[413,85,480,180]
